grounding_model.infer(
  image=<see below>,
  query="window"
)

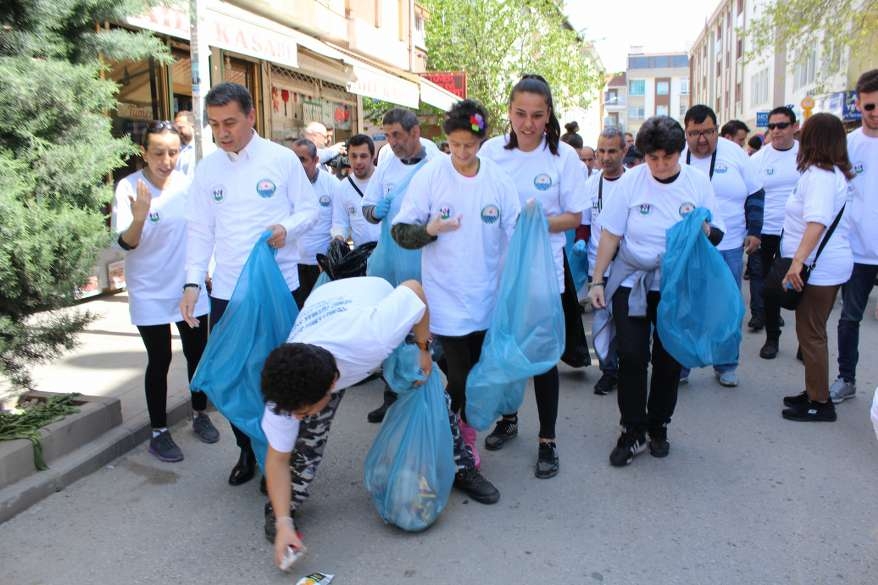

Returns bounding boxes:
[628,106,645,119]
[656,80,670,96]
[680,78,689,95]
[793,50,817,90]
[606,89,619,104]
[656,104,669,116]
[750,68,770,106]
[629,79,645,96]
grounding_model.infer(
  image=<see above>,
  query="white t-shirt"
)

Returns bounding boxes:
[363,146,439,214]
[684,137,762,251]
[112,170,209,326]
[298,169,337,264]
[847,128,878,264]
[600,164,725,290]
[583,169,625,277]
[781,166,854,286]
[331,174,380,246]
[749,142,800,236]
[185,133,318,300]
[261,277,426,452]
[479,136,589,291]
[376,137,439,167]
[392,155,521,336]
[175,141,216,178]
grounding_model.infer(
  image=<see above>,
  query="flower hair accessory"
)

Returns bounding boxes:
[470,113,485,133]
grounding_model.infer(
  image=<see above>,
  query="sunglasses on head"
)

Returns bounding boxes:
[767,122,791,130]
[147,120,176,131]
[863,103,877,112]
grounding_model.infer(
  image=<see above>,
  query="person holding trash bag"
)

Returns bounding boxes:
[773,113,854,422]
[478,74,589,476]
[391,99,520,476]
[588,116,725,467]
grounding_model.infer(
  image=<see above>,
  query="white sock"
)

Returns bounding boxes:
[152,428,167,438]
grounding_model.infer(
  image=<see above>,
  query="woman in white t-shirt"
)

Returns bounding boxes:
[392,99,519,481]
[112,121,214,463]
[479,75,589,478]
[777,113,855,423]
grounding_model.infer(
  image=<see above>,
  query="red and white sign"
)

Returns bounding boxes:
[420,72,467,99]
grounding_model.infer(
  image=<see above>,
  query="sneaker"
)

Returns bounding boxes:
[782,400,837,422]
[829,377,856,403]
[716,370,739,387]
[367,389,397,423]
[782,391,809,407]
[759,340,779,360]
[192,411,220,444]
[678,373,689,385]
[648,426,670,458]
[453,468,500,504]
[796,346,803,362]
[458,419,480,470]
[264,502,296,543]
[148,430,183,462]
[535,442,559,479]
[594,372,618,395]
[748,315,765,331]
[609,430,646,467]
[484,418,517,451]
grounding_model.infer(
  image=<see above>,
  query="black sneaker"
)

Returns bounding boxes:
[796,346,803,362]
[594,372,618,395]
[609,430,646,467]
[367,389,397,423]
[484,418,518,451]
[759,339,779,360]
[453,468,500,504]
[148,430,183,462]
[648,426,670,458]
[748,315,764,331]
[782,391,809,407]
[264,502,296,542]
[535,442,559,479]
[782,400,836,422]
[192,411,220,444]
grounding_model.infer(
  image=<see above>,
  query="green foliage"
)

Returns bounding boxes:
[0,393,81,469]
[0,0,168,391]
[420,0,603,133]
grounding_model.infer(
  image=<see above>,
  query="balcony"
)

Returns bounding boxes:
[604,92,626,109]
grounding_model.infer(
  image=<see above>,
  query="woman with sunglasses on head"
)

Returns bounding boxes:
[112,121,216,462]
[479,74,589,479]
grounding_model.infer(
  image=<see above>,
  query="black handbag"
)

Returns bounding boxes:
[763,204,845,310]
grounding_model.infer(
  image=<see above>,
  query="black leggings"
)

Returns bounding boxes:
[437,330,487,419]
[503,368,560,440]
[136,316,209,429]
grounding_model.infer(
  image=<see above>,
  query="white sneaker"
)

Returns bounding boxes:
[829,377,856,403]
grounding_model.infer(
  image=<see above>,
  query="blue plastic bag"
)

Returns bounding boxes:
[190,232,298,471]
[465,202,565,431]
[564,229,589,297]
[366,160,427,287]
[364,344,455,532]
[657,208,744,368]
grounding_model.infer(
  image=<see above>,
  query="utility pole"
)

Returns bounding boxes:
[189,0,212,161]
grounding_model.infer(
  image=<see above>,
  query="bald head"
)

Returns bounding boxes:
[304,122,329,147]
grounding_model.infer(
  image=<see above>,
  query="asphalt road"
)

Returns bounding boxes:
[3,299,878,585]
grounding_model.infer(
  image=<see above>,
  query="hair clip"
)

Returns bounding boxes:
[470,113,485,132]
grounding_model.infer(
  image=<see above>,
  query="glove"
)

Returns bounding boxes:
[572,240,587,256]
[373,197,392,220]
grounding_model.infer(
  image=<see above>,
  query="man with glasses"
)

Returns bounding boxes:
[752,106,799,357]
[681,105,764,387]
[829,69,878,403]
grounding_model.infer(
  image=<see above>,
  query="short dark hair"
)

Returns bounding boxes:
[599,127,626,150]
[767,106,796,124]
[261,343,338,415]
[561,132,583,149]
[721,119,750,137]
[142,120,179,148]
[684,104,718,127]
[856,69,878,96]
[747,134,763,151]
[174,110,195,124]
[505,74,561,155]
[797,113,854,180]
[443,99,490,138]
[292,138,317,159]
[347,133,375,156]
[635,116,686,155]
[382,108,419,131]
[205,82,253,114]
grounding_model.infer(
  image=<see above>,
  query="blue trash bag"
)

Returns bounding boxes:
[313,271,331,290]
[364,343,455,532]
[190,231,298,471]
[564,229,589,296]
[366,159,427,287]
[657,207,744,368]
[465,202,565,431]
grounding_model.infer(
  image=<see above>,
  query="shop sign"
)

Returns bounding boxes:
[348,64,420,109]
[420,72,467,99]
[841,91,861,122]
[116,102,153,121]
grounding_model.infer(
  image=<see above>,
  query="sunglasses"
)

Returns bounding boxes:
[767,122,791,130]
[863,103,877,112]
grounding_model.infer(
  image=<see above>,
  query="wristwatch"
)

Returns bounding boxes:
[183,282,201,292]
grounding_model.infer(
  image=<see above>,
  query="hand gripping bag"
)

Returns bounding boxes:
[564,229,589,300]
[366,159,427,287]
[190,232,298,470]
[364,343,455,532]
[656,208,744,368]
[465,202,565,431]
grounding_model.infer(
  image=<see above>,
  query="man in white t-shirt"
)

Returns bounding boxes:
[180,82,318,488]
[330,133,380,247]
[682,105,764,387]
[830,69,878,403]
[260,277,498,568]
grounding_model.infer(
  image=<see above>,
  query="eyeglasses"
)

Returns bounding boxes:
[767,122,791,130]
[686,128,716,138]
[863,103,877,112]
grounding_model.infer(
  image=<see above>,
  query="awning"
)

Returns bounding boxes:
[418,77,461,111]
[347,62,421,109]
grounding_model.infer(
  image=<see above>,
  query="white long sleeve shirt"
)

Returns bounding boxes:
[297,169,337,264]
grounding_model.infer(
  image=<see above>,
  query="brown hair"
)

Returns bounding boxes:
[796,113,854,180]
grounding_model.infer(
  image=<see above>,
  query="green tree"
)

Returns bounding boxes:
[0,0,168,394]
[421,0,603,133]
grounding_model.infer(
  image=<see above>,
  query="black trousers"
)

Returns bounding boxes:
[612,287,682,433]
[293,264,321,308]
[436,330,487,419]
[209,296,252,451]
[136,316,208,429]
[758,235,783,341]
[561,253,591,368]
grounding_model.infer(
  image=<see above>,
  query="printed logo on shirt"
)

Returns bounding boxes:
[480,204,501,224]
[438,206,453,220]
[714,163,728,174]
[639,204,651,215]
[347,205,357,216]
[384,184,395,196]
[854,162,864,175]
[148,211,160,223]
[847,184,856,202]
[765,167,775,176]
[533,173,553,191]
[319,195,332,207]
[678,202,696,217]
[211,185,225,202]
[256,178,277,198]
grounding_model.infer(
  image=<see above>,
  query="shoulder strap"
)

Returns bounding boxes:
[811,203,846,269]
[347,175,365,198]
[685,149,717,179]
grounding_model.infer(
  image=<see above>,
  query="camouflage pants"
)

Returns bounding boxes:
[290,389,346,508]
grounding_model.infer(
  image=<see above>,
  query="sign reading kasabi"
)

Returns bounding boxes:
[420,72,467,99]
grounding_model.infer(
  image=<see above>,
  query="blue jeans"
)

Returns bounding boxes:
[837,263,878,383]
